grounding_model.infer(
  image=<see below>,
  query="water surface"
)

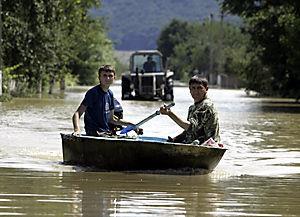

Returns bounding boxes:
[0,85,299,216]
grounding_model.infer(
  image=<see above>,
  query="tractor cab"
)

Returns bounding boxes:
[131,53,162,73]
[121,50,174,101]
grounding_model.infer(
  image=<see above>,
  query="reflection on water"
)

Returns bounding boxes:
[0,85,300,216]
[0,168,299,216]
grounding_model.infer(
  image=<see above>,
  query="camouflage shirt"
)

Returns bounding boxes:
[185,96,220,144]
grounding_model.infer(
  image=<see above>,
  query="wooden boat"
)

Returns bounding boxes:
[61,133,226,174]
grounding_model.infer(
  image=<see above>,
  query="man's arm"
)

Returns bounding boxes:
[72,104,86,135]
[160,105,190,130]
[109,110,143,134]
[109,110,132,127]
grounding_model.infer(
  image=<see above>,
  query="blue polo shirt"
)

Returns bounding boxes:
[81,85,114,133]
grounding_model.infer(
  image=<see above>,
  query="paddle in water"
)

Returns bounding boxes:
[119,102,175,134]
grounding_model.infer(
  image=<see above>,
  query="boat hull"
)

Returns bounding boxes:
[61,134,226,173]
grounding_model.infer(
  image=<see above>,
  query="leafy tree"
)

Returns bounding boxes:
[159,18,249,83]
[67,18,115,85]
[157,19,193,66]
[1,0,115,96]
[221,0,300,99]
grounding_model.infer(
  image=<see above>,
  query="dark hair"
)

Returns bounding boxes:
[98,64,115,75]
[189,75,208,88]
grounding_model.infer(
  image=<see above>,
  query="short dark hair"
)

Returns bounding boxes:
[189,75,208,88]
[98,64,115,75]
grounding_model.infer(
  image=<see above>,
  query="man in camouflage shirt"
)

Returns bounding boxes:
[160,75,220,144]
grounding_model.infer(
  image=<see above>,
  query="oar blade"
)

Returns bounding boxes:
[120,125,135,134]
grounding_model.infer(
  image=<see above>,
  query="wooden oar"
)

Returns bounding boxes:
[119,102,175,134]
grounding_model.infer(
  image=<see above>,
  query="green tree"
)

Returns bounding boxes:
[221,0,300,99]
[157,19,193,66]
[1,0,115,96]
[68,18,115,85]
[159,18,249,83]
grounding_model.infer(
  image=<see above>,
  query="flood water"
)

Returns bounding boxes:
[0,84,300,216]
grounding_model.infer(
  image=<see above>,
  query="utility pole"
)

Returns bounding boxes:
[208,13,214,85]
[0,0,3,96]
[217,11,224,88]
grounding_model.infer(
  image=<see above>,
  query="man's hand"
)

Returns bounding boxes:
[72,131,80,136]
[134,128,143,135]
[160,104,171,115]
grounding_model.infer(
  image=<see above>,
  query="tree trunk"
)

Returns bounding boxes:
[48,76,55,94]
[60,76,65,91]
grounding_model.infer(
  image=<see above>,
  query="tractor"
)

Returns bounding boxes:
[121,50,174,101]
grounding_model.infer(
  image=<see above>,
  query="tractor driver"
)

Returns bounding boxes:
[143,55,156,72]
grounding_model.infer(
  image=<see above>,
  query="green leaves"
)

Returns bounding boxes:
[158,19,249,84]
[1,0,113,95]
[221,0,300,99]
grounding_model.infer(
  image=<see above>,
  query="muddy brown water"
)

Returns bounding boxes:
[0,85,299,216]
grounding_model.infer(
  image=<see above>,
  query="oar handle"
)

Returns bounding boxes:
[120,102,175,134]
[135,102,175,127]
[160,102,175,113]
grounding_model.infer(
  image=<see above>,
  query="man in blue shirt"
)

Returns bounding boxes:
[72,65,138,136]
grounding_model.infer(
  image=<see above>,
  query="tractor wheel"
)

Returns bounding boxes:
[164,88,174,101]
[121,75,132,100]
